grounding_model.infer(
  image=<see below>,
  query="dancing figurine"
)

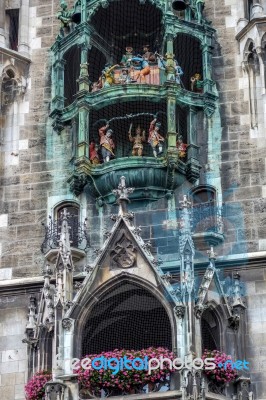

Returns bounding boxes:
[118,68,133,84]
[128,123,145,156]
[142,45,156,62]
[176,134,188,159]
[120,46,134,66]
[148,118,165,158]
[102,64,119,88]
[130,56,150,82]
[98,124,115,162]
[89,141,100,165]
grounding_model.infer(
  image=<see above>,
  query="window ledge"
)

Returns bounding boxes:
[0,46,31,64]
[235,16,266,41]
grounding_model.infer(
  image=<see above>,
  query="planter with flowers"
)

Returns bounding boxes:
[202,350,238,395]
[25,370,52,400]
[76,347,175,398]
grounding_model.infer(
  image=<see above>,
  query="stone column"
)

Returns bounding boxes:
[0,0,6,47]
[78,104,90,158]
[52,59,66,110]
[201,37,215,94]
[18,0,30,56]
[78,42,90,92]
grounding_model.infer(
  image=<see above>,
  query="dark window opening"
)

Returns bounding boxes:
[64,46,81,107]
[6,9,19,51]
[201,309,220,352]
[190,186,218,234]
[173,34,203,91]
[91,0,164,64]
[82,282,172,355]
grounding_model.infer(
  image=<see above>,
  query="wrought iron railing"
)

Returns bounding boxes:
[41,215,89,254]
[191,202,223,235]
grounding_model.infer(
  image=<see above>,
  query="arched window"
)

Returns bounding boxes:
[245,42,260,130]
[201,308,220,351]
[189,185,218,234]
[82,281,172,355]
[56,202,80,247]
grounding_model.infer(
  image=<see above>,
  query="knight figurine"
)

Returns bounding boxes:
[148,118,165,158]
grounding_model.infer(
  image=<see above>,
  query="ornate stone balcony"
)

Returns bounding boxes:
[192,202,224,247]
[41,214,89,262]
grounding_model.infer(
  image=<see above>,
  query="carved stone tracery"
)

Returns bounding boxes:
[110,230,137,269]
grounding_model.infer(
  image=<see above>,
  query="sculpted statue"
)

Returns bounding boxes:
[128,123,146,156]
[98,124,115,162]
[148,118,165,158]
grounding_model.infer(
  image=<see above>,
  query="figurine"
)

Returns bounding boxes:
[128,123,146,156]
[118,68,133,84]
[176,134,188,158]
[148,118,165,157]
[142,45,156,62]
[91,78,102,92]
[120,46,134,66]
[89,141,100,164]
[156,52,182,83]
[175,61,184,84]
[57,1,73,36]
[191,73,203,93]
[130,56,150,82]
[98,124,115,162]
[102,64,119,87]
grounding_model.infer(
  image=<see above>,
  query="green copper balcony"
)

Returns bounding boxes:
[67,154,198,204]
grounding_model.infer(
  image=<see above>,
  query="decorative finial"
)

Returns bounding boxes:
[207,246,216,261]
[112,176,134,216]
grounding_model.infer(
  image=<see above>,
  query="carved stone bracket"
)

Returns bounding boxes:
[194,303,208,319]
[45,381,67,400]
[174,304,186,319]
[228,314,240,330]
[62,318,74,331]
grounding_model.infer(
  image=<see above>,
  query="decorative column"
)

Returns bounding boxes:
[81,0,87,23]
[51,55,66,133]
[201,39,214,94]
[78,42,90,93]
[52,58,66,111]
[230,272,247,360]
[77,104,90,158]
[186,106,200,182]
[0,0,6,47]
[179,195,195,358]
[18,0,30,57]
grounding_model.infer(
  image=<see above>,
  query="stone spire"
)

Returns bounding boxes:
[112,176,134,216]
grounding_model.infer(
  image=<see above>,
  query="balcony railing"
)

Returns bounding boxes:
[192,202,223,235]
[41,215,89,254]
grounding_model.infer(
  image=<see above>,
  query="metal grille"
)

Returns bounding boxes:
[41,210,89,253]
[82,282,172,356]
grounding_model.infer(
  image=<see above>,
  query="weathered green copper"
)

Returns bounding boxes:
[50,0,219,204]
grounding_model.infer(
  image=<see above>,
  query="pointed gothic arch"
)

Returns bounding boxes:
[201,307,221,351]
[72,274,176,358]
